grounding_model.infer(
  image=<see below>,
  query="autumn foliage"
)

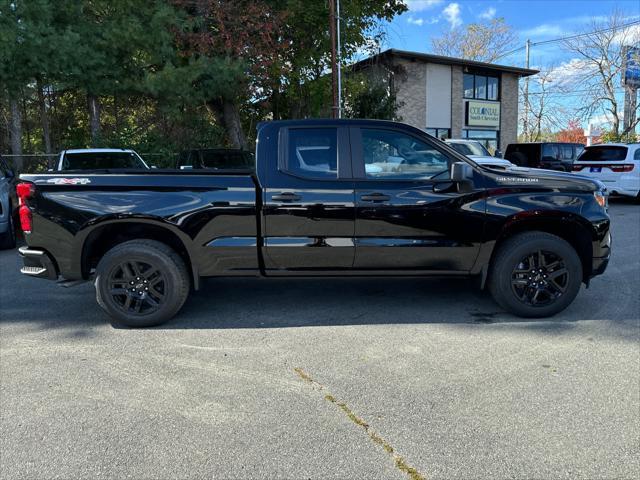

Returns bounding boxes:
[556,120,586,143]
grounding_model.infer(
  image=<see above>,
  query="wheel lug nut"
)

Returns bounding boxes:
[145,287,148,291]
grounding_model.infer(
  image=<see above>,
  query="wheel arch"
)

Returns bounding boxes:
[79,219,199,289]
[484,212,594,286]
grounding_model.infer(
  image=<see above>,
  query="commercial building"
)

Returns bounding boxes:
[352,49,538,154]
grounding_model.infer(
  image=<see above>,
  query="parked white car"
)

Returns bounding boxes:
[56,149,149,170]
[444,139,515,170]
[571,143,640,198]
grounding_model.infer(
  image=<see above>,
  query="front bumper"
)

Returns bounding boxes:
[590,229,611,278]
[19,246,58,280]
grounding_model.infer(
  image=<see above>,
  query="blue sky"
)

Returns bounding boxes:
[379,0,640,131]
[385,0,639,67]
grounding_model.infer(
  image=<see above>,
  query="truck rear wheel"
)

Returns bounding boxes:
[95,240,190,327]
[488,232,583,318]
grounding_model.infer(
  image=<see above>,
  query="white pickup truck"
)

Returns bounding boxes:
[56,149,149,170]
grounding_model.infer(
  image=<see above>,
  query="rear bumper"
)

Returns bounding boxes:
[19,246,58,280]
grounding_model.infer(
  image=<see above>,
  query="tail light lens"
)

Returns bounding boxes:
[573,164,634,173]
[609,164,634,173]
[16,182,35,233]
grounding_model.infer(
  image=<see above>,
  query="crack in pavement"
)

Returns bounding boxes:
[294,368,426,480]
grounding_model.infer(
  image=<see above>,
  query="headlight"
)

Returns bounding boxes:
[594,191,607,209]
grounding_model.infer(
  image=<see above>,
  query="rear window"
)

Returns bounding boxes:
[63,152,144,170]
[577,146,628,162]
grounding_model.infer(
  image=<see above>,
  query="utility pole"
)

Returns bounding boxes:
[523,39,531,141]
[328,0,338,119]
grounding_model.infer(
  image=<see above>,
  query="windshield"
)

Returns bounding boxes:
[62,152,146,170]
[577,146,628,162]
[447,141,490,157]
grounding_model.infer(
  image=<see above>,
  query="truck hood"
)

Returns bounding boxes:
[489,166,606,193]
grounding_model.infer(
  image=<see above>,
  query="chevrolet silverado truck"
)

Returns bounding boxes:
[17,119,611,327]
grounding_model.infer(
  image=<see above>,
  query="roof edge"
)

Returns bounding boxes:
[352,48,539,77]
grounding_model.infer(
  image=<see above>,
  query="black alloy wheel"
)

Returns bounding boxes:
[108,260,167,316]
[511,250,568,307]
[95,239,190,327]
[488,231,582,318]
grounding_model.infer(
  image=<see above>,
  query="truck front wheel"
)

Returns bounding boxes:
[95,239,190,327]
[488,232,583,318]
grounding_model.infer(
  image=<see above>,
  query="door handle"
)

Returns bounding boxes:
[360,193,390,202]
[272,192,302,202]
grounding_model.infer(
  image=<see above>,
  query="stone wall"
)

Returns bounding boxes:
[450,65,464,138]
[393,59,426,128]
[500,73,519,149]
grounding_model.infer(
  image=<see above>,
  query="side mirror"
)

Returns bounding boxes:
[451,162,473,182]
[5,169,15,179]
[494,150,502,158]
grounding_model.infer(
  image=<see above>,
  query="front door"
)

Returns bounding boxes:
[262,126,355,274]
[350,126,485,272]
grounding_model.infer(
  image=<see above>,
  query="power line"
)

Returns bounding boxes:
[495,19,640,62]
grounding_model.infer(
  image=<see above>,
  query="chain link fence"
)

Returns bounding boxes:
[1,153,180,173]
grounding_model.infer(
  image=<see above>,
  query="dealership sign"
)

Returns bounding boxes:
[467,101,500,127]
[622,46,640,88]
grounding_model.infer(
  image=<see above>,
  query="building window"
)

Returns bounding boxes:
[463,129,499,155]
[425,128,451,140]
[463,73,500,100]
[463,74,474,98]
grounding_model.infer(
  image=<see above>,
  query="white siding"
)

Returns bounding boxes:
[425,63,452,129]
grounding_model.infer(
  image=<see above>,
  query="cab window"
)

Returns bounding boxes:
[286,128,338,179]
[361,129,451,180]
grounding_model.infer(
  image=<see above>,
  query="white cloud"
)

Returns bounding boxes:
[521,23,564,38]
[479,7,496,21]
[407,16,425,26]
[547,58,593,88]
[612,23,640,45]
[406,0,444,11]
[443,3,462,29]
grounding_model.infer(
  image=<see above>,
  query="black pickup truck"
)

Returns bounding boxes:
[17,120,611,327]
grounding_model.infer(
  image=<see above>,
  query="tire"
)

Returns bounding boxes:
[488,232,583,318]
[95,239,190,327]
[0,208,16,250]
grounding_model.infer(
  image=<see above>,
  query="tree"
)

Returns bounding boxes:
[264,0,407,120]
[431,18,518,62]
[556,120,585,143]
[563,10,640,137]
[520,66,573,142]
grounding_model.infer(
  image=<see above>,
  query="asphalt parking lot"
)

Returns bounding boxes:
[1,199,639,480]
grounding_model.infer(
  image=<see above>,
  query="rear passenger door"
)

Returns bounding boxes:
[350,126,485,272]
[262,126,355,274]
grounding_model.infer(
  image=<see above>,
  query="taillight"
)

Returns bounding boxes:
[609,164,634,173]
[16,182,35,233]
[572,165,585,172]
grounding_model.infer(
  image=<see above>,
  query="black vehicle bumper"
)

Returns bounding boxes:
[590,229,611,278]
[19,246,58,280]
